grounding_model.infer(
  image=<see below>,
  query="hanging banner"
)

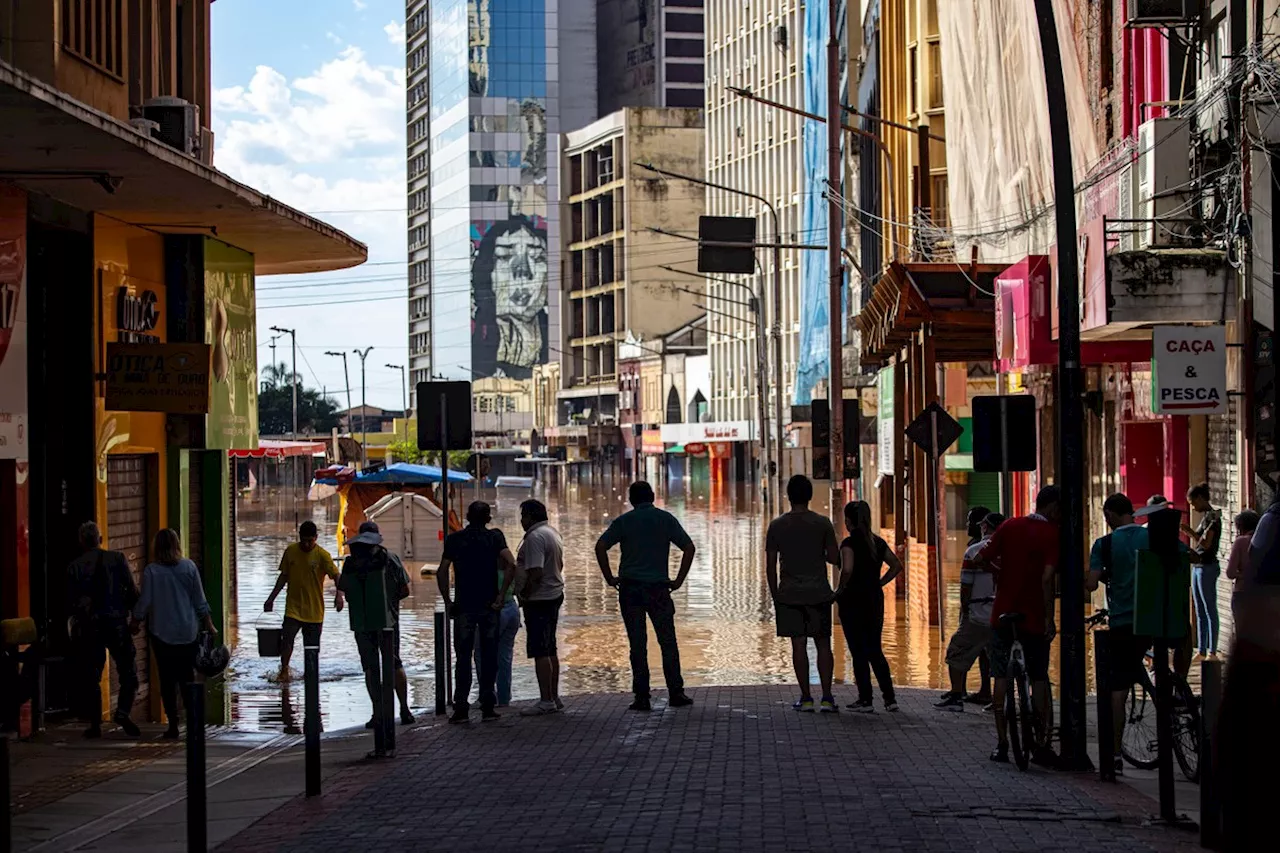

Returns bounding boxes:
[877,367,894,473]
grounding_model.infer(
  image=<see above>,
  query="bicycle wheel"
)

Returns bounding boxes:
[1171,677,1200,783]
[1008,669,1032,771]
[1121,672,1159,770]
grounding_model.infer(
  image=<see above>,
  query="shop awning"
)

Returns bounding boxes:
[228,439,328,459]
[0,61,366,275]
[859,262,1004,368]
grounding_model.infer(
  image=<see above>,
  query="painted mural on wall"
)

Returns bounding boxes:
[204,239,258,449]
[0,187,26,461]
[471,215,549,380]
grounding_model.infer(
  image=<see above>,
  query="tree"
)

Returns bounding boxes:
[258,362,341,436]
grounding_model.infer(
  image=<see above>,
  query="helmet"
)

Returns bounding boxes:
[196,632,231,677]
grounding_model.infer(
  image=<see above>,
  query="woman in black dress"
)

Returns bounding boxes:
[836,500,905,712]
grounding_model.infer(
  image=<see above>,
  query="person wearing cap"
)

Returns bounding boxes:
[437,501,516,723]
[264,521,342,683]
[935,511,1004,711]
[516,499,566,716]
[338,520,414,740]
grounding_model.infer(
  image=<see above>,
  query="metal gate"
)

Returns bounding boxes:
[188,455,204,570]
[106,455,151,717]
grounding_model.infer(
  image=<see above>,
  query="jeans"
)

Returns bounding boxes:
[454,609,499,711]
[1193,563,1221,654]
[837,597,896,703]
[151,636,197,729]
[76,619,138,723]
[475,601,520,705]
[619,582,683,698]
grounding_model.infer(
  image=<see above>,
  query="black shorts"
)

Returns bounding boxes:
[523,596,563,659]
[990,624,1050,681]
[1105,626,1152,692]
[775,602,832,638]
[354,628,403,673]
[282,617,322,649]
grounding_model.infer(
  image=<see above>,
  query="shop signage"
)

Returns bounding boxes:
[684,442,708,456]
[117,287,160,343]
[660,420,756,444]
[1152,325,1226,415]
[641,429,664,455]
[877,368,894,469]
[105,343,211,414]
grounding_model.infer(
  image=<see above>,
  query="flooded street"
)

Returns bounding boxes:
[226,475,1081,732]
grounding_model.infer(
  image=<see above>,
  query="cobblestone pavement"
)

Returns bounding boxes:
[219,686,1201,853]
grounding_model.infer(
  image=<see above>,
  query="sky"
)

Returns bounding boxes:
[210,0,409,411]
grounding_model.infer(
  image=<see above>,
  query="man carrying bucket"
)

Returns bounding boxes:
[264,521,343,681]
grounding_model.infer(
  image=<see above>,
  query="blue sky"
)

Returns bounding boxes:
[211,0,409,410]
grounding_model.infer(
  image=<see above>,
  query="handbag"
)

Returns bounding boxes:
[195,630,230,677]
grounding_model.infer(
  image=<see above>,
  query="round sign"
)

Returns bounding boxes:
[684,442,708,456]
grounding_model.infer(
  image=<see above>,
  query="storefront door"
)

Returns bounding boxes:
[106,455,151,718]
[1122,422,1166,506]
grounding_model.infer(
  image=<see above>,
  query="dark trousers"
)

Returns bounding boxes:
[151,636,197,729]
[619,583,683,698]
[838,598,896,703]
[453,610,499,711]
[75,620,138,723]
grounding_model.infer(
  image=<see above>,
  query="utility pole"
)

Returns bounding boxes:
[386,363,407,441]
[270,326,298,439]
[324,350,354,432]
[1033,0,1089,771]
[826,0,845,527]
[353,347,374,468]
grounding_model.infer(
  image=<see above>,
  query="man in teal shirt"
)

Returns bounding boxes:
[1086,493,1148,775]
[595,481,697,711]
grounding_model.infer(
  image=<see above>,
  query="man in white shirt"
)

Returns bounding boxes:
[936,512,1004,711]
[517,499,566,716]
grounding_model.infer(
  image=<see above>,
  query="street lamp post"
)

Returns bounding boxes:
[269,325,298,439]
[386,363,407,441]
[353,347,374,468]
[637,161,786,510]
[324,350,354,425]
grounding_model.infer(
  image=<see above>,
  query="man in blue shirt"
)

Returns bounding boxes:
[595,481,696,711]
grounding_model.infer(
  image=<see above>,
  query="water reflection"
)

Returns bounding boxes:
[228,474,1091,732]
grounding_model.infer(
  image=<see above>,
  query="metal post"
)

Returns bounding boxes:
[434,609,447,715]
[997,385,1013,514]
[353,347,374,468]
[379,630,396,755]
[826,0,845,530]
[184,681,206,853]
[270,326,298,440]
[1095,629,1115,782]
[1032,0,1089,771]
[439,393,453,707]
[771,221,785,512]
[304,645,321,796]
[1154,638,1177,821]
[929,408,944,631]
[1201,658,1223,847]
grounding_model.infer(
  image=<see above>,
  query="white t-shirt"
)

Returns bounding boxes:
[961,538,996,625]
[517,522,565,602]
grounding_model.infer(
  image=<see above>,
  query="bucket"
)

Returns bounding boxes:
[257,625,283,657]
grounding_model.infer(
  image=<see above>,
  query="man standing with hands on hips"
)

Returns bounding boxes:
[595,481,696,712]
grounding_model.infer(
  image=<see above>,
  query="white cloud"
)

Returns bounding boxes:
[352,0,367,10]
[383,22,405,46]
[325,31,342,45]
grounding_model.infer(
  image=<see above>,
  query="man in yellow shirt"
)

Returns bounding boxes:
[265,521,343,680]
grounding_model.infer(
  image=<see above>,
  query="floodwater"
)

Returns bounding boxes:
[226,473,1088,732]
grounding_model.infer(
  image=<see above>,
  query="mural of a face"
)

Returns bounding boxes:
[492,226,547,321]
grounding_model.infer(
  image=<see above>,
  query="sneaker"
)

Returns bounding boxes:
[481,708,501,722]
[934,694,964,712]
[1112,756,1124,777]
[848,699,875,714]
[938,690,956,702]
[449,709,470,724]
[963,692,992,705]
[629,697,652,712]
[884,699,900,713]
[793,698,816,712]
[819,697,839,714]
[990,744,1009,763]
[668,693,694,708]
[113,713,141,738]
[400,710,416,726]
[162,727,180,740]
[520,700,559,716]
[554,697,564,711]
[982,703,994,713]
[365,717,376,730]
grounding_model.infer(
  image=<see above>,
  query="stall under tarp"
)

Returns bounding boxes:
[308,463,470,552]
[228,439,328,459]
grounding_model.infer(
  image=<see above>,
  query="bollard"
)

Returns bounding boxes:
[443,613,453,709]
[303,645,321,797]
[379,630,396,755]
[184,681,206,853]
[434,611,446,716]
[1094,629,1116,782]
[1200,658,1223,850]
[2,734,11,853]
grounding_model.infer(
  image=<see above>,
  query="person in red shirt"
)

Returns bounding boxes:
[975,484,1060,763]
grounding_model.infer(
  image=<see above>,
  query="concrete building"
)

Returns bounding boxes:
[596,0,706,114]
[0,1,364,726]
[407,0,598,446]
[558,107,705,444]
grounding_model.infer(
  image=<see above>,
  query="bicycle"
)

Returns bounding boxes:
[997,612,1045,771]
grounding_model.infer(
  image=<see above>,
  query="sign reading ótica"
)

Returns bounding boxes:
[105,343,212,414]
[1152,325,1227,416]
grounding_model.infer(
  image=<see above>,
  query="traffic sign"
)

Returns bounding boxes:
[972,394,1038,472]
[905,402,963,458]
[1152,326,1226,415]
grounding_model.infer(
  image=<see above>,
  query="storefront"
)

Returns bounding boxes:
[660,421,757,483]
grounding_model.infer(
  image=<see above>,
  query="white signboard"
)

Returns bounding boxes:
[1153,326,1227,416]
[877,368,894,472]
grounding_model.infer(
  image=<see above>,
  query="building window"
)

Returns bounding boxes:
[931,175,949,227]
[907,45,918,115]
[666,63,704,85]
[61,0,125,79]
[927,41,943,109]
[665,38,704,58]
[666,12,703,34]
[665,88,704,108]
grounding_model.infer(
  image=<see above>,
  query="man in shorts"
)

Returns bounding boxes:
[265,521,343,681]
[516,500,565,716]
[936,512,1004,711]
[1086,493,1149,776]
[976,485,1060,763]
[766,475,842,712]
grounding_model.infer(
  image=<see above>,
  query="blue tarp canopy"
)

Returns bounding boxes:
[316,462,472,486]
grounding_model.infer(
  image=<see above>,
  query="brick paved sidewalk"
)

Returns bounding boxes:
[219,686,1201,853]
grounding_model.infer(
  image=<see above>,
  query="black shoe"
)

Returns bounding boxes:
[963,692,992,705]
[449,709,470,724]
[113,713,141,737]
[629,697,652,712]
[847,699,875,713]
[83,726,102,740]
[934,694,964,711]
[365,717,376,730]
[481,708,501,722]
[162,727,180,740]
[989,744,1009,763]
[668,693,693,708]
[400,710,416,726]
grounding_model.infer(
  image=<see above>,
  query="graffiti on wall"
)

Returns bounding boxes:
[471,215,549,380]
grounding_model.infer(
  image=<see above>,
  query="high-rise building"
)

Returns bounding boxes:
[596,0,707,114]
[406,0,597,442]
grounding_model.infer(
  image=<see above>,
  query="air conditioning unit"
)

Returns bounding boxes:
[773,25,789,51]
[1135,117,1191,249]
[1127,0,1199,27]
[142,97,201,158]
